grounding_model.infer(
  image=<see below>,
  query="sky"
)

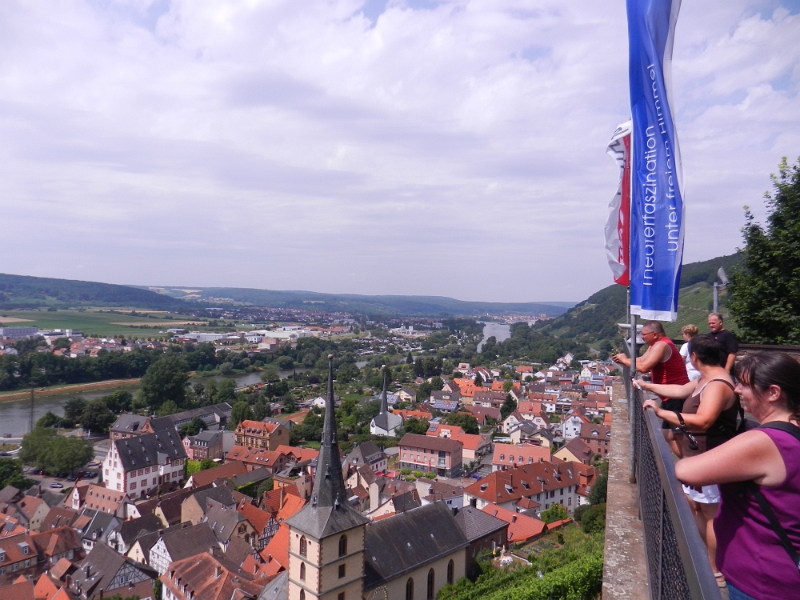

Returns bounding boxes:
[0,0,798,303]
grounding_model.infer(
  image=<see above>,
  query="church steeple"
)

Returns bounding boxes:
[285,355,369,539]
[379,365,389,415]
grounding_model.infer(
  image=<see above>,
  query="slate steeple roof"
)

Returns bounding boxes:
[379,366,389,415]
[372,366,401,432]
[285,355,368,539]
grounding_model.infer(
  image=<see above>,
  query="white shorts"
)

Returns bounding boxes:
[682,483,721,504]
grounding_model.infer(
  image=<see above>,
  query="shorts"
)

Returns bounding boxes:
[682,483,721,504]
[660,398,685,430]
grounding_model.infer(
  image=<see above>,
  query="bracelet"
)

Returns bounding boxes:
[674,411,686,426]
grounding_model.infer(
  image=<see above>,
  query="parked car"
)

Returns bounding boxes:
[86,461,100,468]
[66,475,77,481]
[0,452,11,457]
[49,482,63,489]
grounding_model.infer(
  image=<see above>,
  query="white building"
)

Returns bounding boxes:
[102,429,187,499]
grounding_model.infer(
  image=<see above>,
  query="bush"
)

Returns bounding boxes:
[581,504,606,534]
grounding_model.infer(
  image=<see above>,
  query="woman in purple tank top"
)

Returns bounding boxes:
[675,353,800,600]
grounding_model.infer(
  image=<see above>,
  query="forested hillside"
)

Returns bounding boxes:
[480,253,741,363]
[0,273,187,310]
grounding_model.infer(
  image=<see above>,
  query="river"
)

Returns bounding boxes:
[477,322,512,353]
[0,367,307,437]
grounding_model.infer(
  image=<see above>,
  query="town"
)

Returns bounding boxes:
[0,319,613,600]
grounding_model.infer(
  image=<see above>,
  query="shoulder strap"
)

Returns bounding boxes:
[743,421,800,572]
[759,421,800,443]
[744,481,800,571]
[706,378,735,391]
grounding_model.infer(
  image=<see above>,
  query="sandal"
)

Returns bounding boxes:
[714,572,727,588]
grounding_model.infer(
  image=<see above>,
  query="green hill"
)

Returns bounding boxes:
[148,286,572,317]
[0,273,571,317]
[534,253,742,345]
[0,273,187,310]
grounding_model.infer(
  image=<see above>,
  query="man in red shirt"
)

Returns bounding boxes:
[612,320,689,453]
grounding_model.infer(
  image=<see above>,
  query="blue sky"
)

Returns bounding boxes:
[0,0,798,303]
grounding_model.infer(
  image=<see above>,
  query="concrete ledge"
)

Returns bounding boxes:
[602,383,649,600]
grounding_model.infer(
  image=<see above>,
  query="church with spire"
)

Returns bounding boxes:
[369,366,402,437]
[282,357,471,600]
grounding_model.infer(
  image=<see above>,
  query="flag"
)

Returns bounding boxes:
[627,0,685,321]
[605,121,632,286]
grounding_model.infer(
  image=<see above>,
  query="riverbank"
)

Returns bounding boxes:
[0,378,141,402]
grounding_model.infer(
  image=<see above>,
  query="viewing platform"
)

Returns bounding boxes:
[604,343,800,599]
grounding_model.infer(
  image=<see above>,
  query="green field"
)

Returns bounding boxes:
[0,309,216,339]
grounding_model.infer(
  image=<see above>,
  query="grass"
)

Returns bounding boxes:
[0,308,222,338]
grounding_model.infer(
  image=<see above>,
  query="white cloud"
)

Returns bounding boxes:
[0,0,798,302]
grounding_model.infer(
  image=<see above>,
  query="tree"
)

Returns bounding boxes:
[216,379,237,402]
[179,417,207,438]
[229,401,254,430]
[35,411,61,429]
[53,337,71,350]
[402,417,429,435]
[443,412,479,434]
[19,429,93,474]
[276,356,294,369]
[0,458,32,490]
[81,399,117,434]
[102,390,133,413]
[256,478,274,497]
[729,157,800,343]
[540,502,568,524]
[580,503,606,534]
[199,458,216,470]
[500,394,517,419]
[63,397,87,425]
[473,373,483,387]
[139,354,188,410]
[156,400,180,417]
[219,362,234,375]
[260,366,280,382]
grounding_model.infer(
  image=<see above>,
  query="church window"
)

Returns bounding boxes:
[427,568,435,599]
[299,536,307,557]
[338,593,345,600]
[339,535,347,556]
[406,578,414,600]
[447,560,454,585]
[300,591,305,600]
[300,563,305,581]
[339,564,346,578]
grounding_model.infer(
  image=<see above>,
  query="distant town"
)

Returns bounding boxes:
[0,315,612,599]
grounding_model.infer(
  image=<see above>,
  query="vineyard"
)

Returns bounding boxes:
[439,524,604,600]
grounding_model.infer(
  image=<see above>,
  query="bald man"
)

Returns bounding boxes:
[613,321,689,453]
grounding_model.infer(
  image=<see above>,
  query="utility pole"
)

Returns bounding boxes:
[29,384,35,433]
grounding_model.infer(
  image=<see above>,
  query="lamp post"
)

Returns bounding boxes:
[713,267,729,314]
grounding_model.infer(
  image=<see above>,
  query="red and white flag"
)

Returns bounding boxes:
[605,120,632,286]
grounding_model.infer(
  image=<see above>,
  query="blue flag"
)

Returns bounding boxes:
[627,0,685,322]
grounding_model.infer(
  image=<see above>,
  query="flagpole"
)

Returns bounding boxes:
[628,121,637,484]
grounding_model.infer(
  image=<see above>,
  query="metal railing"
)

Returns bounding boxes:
[626,374,724,600]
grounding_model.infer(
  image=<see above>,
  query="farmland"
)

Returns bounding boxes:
[0,309,214,338]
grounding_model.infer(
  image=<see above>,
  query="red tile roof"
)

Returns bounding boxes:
[190,461,249,488]
[238,420,279,433]
[481,504,546,543]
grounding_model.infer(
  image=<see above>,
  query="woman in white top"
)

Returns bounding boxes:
[680,324,701,381]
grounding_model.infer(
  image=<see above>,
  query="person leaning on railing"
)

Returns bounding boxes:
[638,334,738,589]
[674,352,800,600]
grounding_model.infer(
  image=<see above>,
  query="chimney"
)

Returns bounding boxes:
[279,486,285,510]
